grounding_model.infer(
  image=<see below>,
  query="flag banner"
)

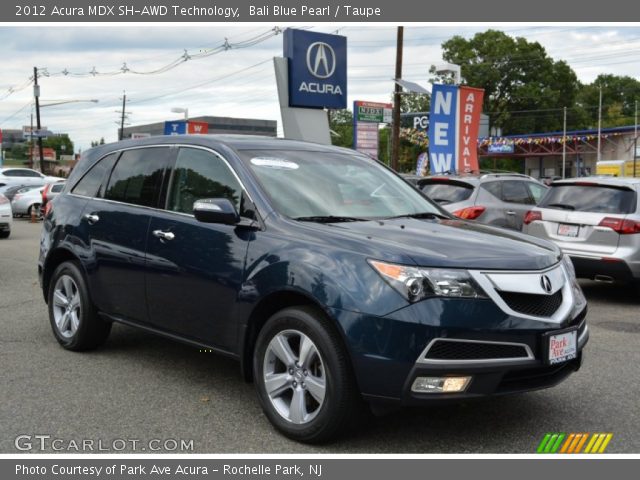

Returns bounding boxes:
[457,86,484,173]
[428,84,458,174]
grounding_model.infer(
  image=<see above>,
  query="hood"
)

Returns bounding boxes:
[315,217,561,270]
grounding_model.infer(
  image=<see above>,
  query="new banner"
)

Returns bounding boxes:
[284,29,347,109]
[457,86,484,173]
[428,84,485,173]
[428,84,458,173]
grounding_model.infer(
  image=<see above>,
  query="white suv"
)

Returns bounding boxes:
[0,168,64,188]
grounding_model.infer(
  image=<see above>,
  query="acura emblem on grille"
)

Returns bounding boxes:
[540,275,553,294]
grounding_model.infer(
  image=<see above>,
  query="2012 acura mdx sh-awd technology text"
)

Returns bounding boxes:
[39,136,589,442]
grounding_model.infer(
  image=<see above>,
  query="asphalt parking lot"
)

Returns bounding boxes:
[1,219,639,453]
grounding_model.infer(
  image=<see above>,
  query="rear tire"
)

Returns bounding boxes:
[0,230,9,239]
[47,261,111,351]
[253,306,361,443]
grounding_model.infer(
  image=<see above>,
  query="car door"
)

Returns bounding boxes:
[501,180,535,230]
[80,146,174,323]
[145,146,255,350]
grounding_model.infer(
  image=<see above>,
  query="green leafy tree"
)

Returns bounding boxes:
[328,109,353,148]
[43,134,74,158]
[434,30,582,134]
[577,74,640,129]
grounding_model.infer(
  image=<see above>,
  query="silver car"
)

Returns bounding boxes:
[522,177,640,284]
[10,185,44,217]
[414,173,548,230]
[0,167,63,188]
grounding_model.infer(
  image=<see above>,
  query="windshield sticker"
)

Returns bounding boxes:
[250,157,299,170]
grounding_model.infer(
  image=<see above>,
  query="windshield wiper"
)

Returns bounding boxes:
[546,203,576,210]
[386,212,450,220]
[294,215,369,223]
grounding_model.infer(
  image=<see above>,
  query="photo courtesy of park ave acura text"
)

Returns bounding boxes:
[0,0,639,459]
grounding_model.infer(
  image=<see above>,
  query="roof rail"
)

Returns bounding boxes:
[479,172,531,179]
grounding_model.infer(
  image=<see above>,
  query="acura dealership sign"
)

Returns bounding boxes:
[284,29,347,109]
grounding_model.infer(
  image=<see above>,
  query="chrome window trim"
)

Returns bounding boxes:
[468,262,574,324]
[68,143,259,223]
[416,338,535,366]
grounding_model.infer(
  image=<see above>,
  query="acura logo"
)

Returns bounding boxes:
[306,42,336,79]
[540,275,553,294]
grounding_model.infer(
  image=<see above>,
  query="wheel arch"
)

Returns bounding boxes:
[41,248,85,303]
[239,289,351,383]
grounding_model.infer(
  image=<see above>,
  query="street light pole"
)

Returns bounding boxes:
[390,26,404,172]
[634,99,638,178]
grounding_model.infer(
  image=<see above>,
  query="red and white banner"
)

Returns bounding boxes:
[456,86,484,173]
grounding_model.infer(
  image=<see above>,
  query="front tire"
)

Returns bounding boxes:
[253,306,360,443]
[48,261,111,350]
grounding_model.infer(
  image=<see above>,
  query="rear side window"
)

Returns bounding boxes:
[420,182,474,205]
[501,180,532,204]
[526,182,548,204]
[539,184,637,214]
[51,184,65,193]
[104,148,171,208]
[72,153,117,198]
[481,181,502,199]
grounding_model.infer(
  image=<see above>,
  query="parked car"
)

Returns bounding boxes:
[0,183,45,202]
[0,193,12,238]
[11,185,44,217]
[39,136,588,442]
[523,176,640,284]
[414,173,548,230]
[41,181,66,215]
[540,176,562,186]
[0,167,63,188]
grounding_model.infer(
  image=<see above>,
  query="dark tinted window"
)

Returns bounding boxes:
[501,180,532,204]
[22,169,42,178]
[2,169,22,177]
[168,148,242,214]
[104,148,170,207]
[481,181,502,199]
[51,183,65,193]
[420,182,474,205]
[72,153,117,198]
[540,184,637,214]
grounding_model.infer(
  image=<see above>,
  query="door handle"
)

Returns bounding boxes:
[506,210,516,215]
[84,213,100,224]
[152,230,175,241]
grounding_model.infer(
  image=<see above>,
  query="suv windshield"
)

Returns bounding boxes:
[242,150,442,220]
[539,184,637,214]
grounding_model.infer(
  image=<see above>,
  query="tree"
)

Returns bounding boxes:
[328,109,353,149]
[43,134,74,158]
[90,137,106,148]
[434,30,582,135]
[399,93,430,114]
[577,74,640,129]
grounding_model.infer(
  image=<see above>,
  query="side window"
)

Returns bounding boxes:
[167,148,242,215]
[51,184,65,193]
[501,180,531,204]
[3,169,22,177]
[526,182,548,205]
[481,181,502,199]
[104,148,171,207]
[23,170,42,178]
[72,153,118,198]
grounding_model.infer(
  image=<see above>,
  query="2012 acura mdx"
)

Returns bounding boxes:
[39,136,589,442]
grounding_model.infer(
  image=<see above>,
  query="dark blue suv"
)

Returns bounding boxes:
[39,136,588,442]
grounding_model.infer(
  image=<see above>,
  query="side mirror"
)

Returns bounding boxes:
[193,198,240,225]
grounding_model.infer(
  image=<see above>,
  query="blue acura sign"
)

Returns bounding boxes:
[284,29,347,109]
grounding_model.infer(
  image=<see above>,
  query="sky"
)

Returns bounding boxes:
[1,25,639,152]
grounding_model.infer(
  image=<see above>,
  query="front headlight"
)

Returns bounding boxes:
[368,260,488,302]
[562,254,576,281]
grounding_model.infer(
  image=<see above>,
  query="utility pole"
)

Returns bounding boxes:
[33,67,45,173]
[117,91,128,140]
[390,26,404,172]
[597,84,603,164]
[634,99,638,178]
[562,106,567,178]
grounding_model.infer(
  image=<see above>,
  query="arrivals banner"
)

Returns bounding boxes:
[428,84,485,173]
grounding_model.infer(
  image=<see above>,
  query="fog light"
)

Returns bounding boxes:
[411,376,471,393]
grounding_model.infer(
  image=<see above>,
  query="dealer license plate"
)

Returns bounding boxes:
[557,223,579,237]
[547,329,578,364]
